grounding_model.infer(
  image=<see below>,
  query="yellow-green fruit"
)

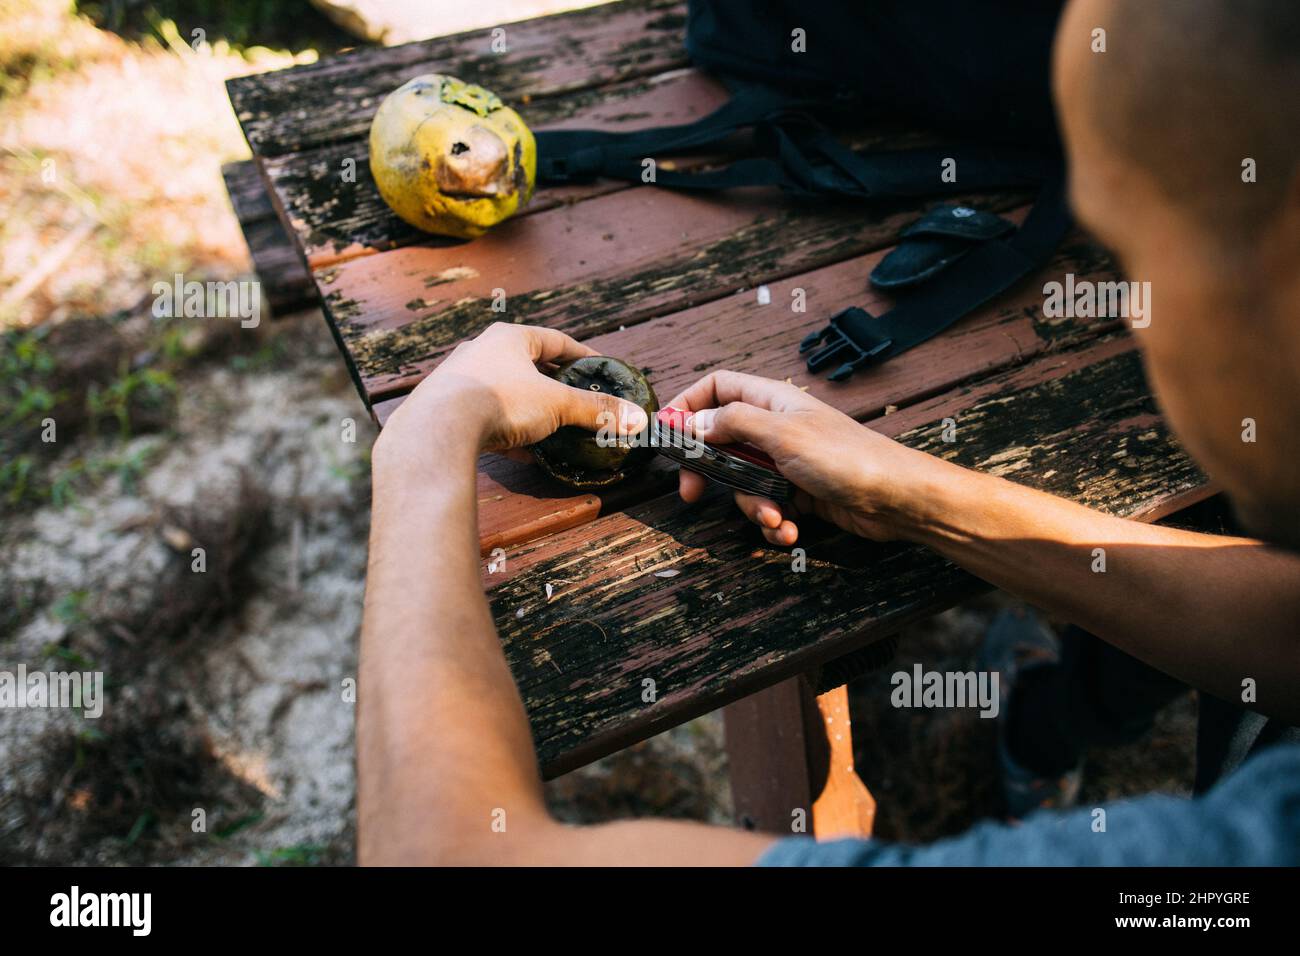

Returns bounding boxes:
[368,74,536,240]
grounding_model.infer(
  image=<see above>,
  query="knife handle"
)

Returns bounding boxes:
[656,407,781,474]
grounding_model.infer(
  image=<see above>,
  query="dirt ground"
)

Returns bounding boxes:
[0,1,1197,865]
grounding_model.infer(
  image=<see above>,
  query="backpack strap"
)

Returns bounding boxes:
[800,174,1070,381]
[535,84,818,184]
[535,87,1055,199]
[536,87,1068,381]
[870,205,1018,290]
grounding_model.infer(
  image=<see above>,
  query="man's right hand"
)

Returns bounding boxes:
[668,370,949,545]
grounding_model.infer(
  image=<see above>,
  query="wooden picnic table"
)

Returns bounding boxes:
[223,0,1212,838]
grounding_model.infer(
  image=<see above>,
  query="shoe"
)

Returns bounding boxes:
[977,608,1082,821]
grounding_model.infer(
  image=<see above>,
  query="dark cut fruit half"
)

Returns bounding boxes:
[531,356,659,489]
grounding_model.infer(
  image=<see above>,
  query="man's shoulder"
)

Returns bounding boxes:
[757,743,1300,867]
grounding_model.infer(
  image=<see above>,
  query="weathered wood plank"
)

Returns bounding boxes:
[381,230,1118,554]
[221,161,317,316]
[261,69,734,269]
[479,337,1209,776]
[476,456,605,558]
[372,210,1067,420]
[226,0,690,157]
[575,232,1113,414]
[324,187,1030,402]
[264,71,938,271]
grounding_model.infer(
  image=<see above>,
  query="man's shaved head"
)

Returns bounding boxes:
[1069,0,1300,244]
[1055,0,1300,547]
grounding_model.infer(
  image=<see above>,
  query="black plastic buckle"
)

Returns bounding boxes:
[799,307,893,382]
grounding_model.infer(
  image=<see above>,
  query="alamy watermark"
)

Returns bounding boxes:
[152,273,261,328]
[1043,273,1151,328]
[0,665,104,718]
[890,664,999,719]
[50,886,150,936]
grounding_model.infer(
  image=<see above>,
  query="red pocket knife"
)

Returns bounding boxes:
[651,407,791,501]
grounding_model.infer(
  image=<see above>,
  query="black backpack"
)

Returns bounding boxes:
[533,0,1069,381]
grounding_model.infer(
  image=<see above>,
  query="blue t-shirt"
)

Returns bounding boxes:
[758,742,1300,866]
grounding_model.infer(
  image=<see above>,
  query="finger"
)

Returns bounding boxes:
[549,380,648,436]
[515,324,598,365]
[687,401,774,446]
[734,491,784,530]
[762,519,800,547]
[679,468,707,503]
[666,369,800,414]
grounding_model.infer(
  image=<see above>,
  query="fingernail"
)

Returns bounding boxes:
[619,403,648,435]
[691,408,715,435]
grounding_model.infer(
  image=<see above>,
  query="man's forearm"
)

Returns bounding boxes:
[357,403,548,864]
[896,455,1300,721]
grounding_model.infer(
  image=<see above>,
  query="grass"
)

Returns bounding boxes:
[75,0,357,57]
[0,1,322,330]
[0,318,178,510]
[211,812,264,840]
[50,591,91,627]
[8,697,267,864]
[85,367,177,439]
[0,0,368,869]
[229,336,287,372]
[43,643,97,671]
[256,844,328,867]
[0,1,116,99]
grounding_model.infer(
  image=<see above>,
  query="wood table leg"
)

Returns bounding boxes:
[811,683,876,838]
[723,675,875,839]
[723,677,813,835]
